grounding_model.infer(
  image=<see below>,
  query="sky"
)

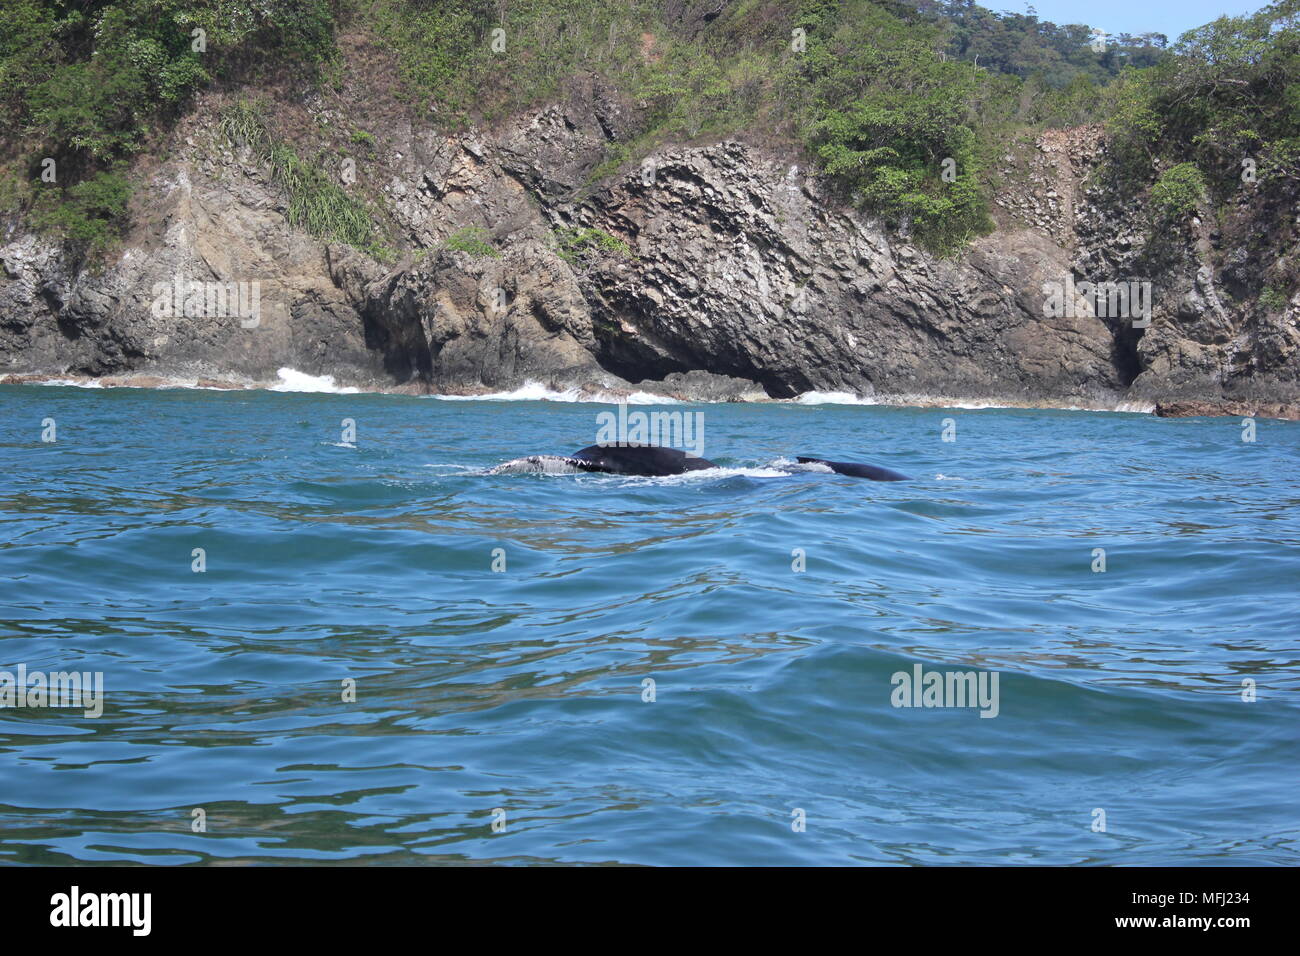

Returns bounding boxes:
[993,0,1271,40]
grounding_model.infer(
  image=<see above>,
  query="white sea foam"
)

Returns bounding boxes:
[429,380,679,404]
[793,390,877,405]
[784,459,835,473]
[790,390,1159,413]
[623,390,681,405]
[624,466,789,484]
[4,371,1164,415]
[31,378,104,389]
[480,456,792,481]
[421,463,481,475]
[1057,401,1155,414]
[271,368,359,394]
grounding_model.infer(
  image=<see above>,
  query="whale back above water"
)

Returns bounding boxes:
[487,445,717,476]
[491,444,911,480]
[795,456,911,481]
[487,455,593,475]
[568,444,718,477]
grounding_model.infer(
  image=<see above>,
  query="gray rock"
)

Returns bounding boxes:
[2,87,1296,412]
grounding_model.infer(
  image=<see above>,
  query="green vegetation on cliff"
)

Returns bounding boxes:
[0,0,337,250]
[553,226,635,264]
[1107,2,1300,198]
[218,99,390,260]
[1107,1,1300,301]
[785,0,993,252]
[1,0,1297,261]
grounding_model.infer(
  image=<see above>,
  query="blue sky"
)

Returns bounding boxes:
[993,0,1270,40]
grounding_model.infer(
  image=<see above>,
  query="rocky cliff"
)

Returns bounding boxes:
[3,71,1298,414]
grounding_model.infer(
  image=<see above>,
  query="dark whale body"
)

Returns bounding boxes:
[490,445,910,481]
[569,444,718,477]
[562,446,912,481]
[795,456,911,481]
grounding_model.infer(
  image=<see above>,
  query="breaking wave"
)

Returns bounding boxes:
[430,381,679,404]
[271,368,360,394]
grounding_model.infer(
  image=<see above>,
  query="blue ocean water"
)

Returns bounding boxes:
[0,383,1297,866]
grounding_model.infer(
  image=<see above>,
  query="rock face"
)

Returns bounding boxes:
[1154,400,1300,421]
[2,80,1297,411]
[0,159,389,387]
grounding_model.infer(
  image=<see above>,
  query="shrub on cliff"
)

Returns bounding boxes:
[440,227,499,259]
[29,169,131,255]
[0,0,338,254]
[1108,1,1300,195]
[1149,163,1208,221]
[786,0,995,254]
[220,100,391,260]
[553,227,633,265]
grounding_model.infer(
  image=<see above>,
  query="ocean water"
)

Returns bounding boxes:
[1,382,1297,866]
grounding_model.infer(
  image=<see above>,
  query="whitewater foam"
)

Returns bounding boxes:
[429,380,679,404]
[793,391,877,405]
[271,368,359,394]
[0,372,1164,415]
[622,466,791,484]
[31,378,105,389]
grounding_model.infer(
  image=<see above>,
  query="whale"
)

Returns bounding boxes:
[491,445,910,480]
[794,456,911,481]
[489,444,717,477]
[568,444,717,476]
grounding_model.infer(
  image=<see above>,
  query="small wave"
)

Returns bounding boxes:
[621,466,791,484]
[271,368,359,394]
[793,390,877,405]
[429,380,679,404]
[623,390,681,405]
[4,372,1162,415]
[29,378,105,389]
[421,463,482,475]
[476,459,791,481]
[772,456,834,473]
[788,390,1159,414]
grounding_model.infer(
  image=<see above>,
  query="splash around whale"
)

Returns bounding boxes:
[489,445,911,480]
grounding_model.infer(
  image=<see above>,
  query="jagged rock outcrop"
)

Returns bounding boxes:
[1155,400,1300,420]
[1,155,389,386]
[1068,131,1300,407]
[2,78,1297,413]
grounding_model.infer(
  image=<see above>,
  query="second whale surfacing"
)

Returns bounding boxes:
[490,445,911,480]
[794,456,911,481]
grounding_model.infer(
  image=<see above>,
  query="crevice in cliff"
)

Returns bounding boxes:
[360,307,433,385]
[591,320,693,384]
[586,287,801,397]
[590,323,798,399]
[1109,321,1144,388]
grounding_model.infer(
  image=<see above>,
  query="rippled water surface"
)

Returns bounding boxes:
[1,384,1297,865]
